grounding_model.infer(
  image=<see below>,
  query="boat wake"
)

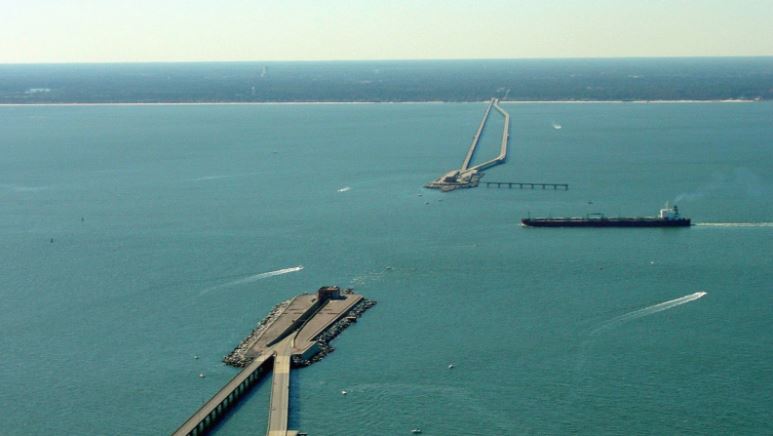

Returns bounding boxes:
[567,291,708,403]
[200,266,304,295]
[591,291,706,335]
[570,291,708,400]
[695,222,773,228]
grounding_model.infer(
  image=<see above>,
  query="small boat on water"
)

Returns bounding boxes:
[522,204,691,228]
[411,429,422,434]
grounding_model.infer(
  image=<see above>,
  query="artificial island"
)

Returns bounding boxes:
[426,98,568,192]
[174,286,375,436]
[425,98,510,191]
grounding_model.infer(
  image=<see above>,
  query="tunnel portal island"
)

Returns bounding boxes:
[425,98,568,193]
[174,286,376,436]
[426,98,509,191]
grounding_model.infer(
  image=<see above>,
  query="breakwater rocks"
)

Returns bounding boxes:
[223,299,291,368]
[223,288,375,369]
[292,298,377,367]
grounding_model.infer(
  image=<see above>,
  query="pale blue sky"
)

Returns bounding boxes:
[2,0,772,63]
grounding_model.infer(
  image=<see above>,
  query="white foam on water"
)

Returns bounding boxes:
[199,266,303,295]
[695,222,773,228]
[592,291,707,335]
[192,175,230,182]
[349,270,385,286]
[337,186,351,192]
[0,183,49,192]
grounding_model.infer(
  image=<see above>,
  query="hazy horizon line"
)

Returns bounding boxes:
[2,55,773,66]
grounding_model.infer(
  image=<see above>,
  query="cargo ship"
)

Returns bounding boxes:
[521,204,691,227]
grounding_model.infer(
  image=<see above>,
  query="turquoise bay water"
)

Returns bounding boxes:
[1,103,771,435]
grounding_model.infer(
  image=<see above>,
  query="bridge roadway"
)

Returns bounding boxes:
[267,340,296,436]
[265,293,362,435]
[460,98,495,171]
[172,349,276,436]
[466,98,509,173]
[173,335,299,436]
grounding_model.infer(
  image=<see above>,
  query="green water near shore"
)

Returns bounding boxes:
[0,102,771,435]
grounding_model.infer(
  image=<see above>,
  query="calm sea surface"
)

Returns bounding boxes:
[1,102,771,435]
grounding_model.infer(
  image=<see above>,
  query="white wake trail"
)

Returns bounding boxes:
[592,291,706,335]
[200,266,304,295]
[570,291,708,401]
[695,222,773,228]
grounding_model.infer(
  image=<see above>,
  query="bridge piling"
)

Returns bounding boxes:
[172,353,274,436]
[483,181,569,191]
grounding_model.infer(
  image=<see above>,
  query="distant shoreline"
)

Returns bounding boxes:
[0,99,762,107]
[3,59,770,104]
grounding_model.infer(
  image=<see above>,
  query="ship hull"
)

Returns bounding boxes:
[521,218,691,227]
